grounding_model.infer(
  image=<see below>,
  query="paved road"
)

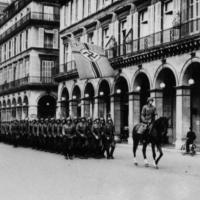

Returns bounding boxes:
[0,143,199,200]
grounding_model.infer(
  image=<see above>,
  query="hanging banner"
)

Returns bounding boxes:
[68,38,115,80]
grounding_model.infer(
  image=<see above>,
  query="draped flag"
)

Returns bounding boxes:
[68,38,115,80]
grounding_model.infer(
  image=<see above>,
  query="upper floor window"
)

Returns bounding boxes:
[189,0,200,33]
[41,60,55,81]
[87,32,94,44]
[119,20,127,44]
[44,5,54,20]
[44,32,53,48]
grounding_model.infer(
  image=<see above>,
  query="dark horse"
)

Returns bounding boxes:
[132,117,169,169]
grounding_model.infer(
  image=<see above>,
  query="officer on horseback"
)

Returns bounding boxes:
[141,97,157,138]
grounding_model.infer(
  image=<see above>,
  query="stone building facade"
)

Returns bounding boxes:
[0,0,60,121]
[55,0,200,148]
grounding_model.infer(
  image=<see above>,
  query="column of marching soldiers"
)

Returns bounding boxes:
[0,117,116,159]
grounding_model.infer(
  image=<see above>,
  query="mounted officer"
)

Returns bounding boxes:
[141,97,157,141]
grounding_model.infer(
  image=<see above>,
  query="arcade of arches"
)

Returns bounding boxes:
[0,94,57,121]
[57,61,200,147]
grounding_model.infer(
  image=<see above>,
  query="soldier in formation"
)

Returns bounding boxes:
[0,116,116,159]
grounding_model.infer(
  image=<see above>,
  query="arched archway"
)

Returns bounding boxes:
[155,68,176,144]
[114,77,129,137]
[182,62,200,144]
[23,96,29,119]
[38,95,56,119]
[17,97,22,120]
[72,86,81,118]
[84,83,95,118]
[60,88,70,118]
[98,80,111,118]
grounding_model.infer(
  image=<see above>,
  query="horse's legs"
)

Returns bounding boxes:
[133,137,139,165]
[151,143,157,168]
[142,143,149,167]
[155,145,163,167]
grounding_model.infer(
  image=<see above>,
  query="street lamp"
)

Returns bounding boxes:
[61,97,66,101]
[100,91,104,96]
[188,78,195,85]
[85,93,89,98]
[160,82,166,89]
[116,89,121,94]
[136,86,141,92]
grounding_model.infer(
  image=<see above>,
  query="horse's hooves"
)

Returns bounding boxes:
[155,166,159,169]
[134,162,138,166]
[145,163,149,167]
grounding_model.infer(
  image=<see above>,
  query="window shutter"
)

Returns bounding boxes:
[109,22,114,38]
[148,5,154,34]
[126,14,133,33]
[53,29,59,49]
[91,0,96,14]
[93,30,98,45]
[113,20,119,44]
[155,2,161,32]
[181,0,188,36]
[78,0,83,20]
[133,12,138,52]
[154,2,161,45]
[38,28,44,48]
[97,27,103,47]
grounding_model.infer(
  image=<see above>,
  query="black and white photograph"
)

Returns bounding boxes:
[0,0,200,199]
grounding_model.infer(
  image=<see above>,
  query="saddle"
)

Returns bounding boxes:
[135,123,147,134]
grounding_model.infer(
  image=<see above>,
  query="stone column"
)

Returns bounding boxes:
[110,96,115,121]
[133,92,140,127]
[56,101,62,119]
[69,101,73,117]
[175,87,191,149]
[151,89,164,117]
[93,98,98,119]
[128,93,134,144]
[81,100,85,117]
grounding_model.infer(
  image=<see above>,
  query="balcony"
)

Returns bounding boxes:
[0,76,57,95]
[0,12,59,44]
[53,61,78,82]
[105,18,200,64]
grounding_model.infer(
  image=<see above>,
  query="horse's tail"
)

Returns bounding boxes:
[132,125,137,140]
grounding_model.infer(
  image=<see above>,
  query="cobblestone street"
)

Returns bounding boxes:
[0,143,199,200]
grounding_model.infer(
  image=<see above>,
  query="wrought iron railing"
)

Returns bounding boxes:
[0,76,56,93]
[0,11,59,42]
[105,18,200,59]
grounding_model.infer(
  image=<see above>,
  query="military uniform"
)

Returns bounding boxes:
[62,118,75,159]
[76,117,88,157]
[91,119,103,157]
[102,118,115,159]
